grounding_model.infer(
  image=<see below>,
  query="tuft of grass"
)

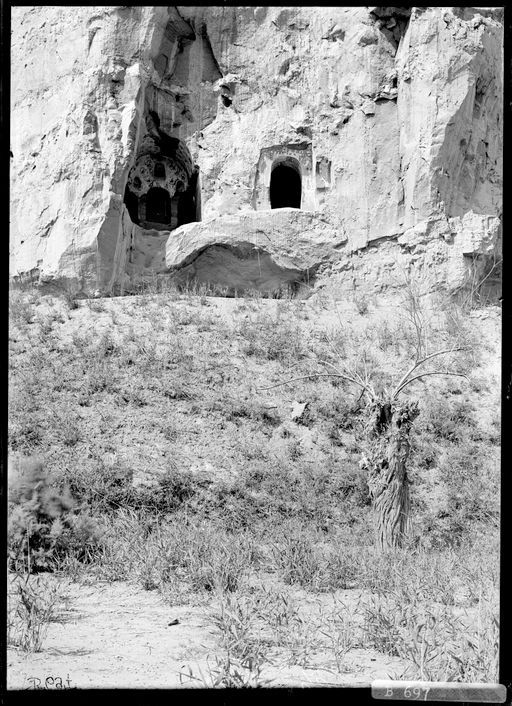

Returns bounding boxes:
[270,526,325,590]
[7,574,65,652]
[362,588,499,681]
[96,511,255,596]
[354,295,370,316]
[236,309,308,362]
[179,653,271,688]
[358,540,499,681]
[86,298,107,313]
[318,596,363,672]
[62,290,80,310]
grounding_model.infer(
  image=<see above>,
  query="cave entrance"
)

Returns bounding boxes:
[124,148,201,231]
[270,162,302,209]
[145,187,172,226]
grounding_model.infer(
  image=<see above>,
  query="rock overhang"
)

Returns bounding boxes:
[163,208,344,294]
[166,209,343,267]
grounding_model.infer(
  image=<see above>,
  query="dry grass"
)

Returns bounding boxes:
[7,286,500,681]
[7,574,69,652]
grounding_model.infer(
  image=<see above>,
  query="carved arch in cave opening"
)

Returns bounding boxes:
[124,144,201,231]
[270,158,302,209]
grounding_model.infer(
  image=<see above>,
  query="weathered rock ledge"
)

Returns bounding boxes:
[164,209,342,293]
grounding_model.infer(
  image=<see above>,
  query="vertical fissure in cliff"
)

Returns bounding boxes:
[122,9,225,234]
[369,7,411,52]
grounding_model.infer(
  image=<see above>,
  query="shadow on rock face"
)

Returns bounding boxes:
[172,243,315,296]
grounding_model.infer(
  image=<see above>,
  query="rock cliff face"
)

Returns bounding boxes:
[10,6,503,296]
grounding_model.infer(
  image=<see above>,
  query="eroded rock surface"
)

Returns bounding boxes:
[10,6,502,296]
[165,209,342,294]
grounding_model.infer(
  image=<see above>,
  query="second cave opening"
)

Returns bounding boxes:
[270,161,302,209]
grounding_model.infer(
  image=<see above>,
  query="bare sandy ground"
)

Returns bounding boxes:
[7,576,406,689]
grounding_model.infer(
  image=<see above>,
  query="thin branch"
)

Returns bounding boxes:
[393,370,469,398]
[392,347,468,399]
[478,257,502,287]
[345,364,367,390]
[320,359,376,400]
[319,359,346,376]
[323,330,348,370]
[257,371,371,393]
[325,337,344,362]
[358,352,377,399]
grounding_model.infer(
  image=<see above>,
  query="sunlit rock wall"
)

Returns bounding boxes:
[10,6,502,296]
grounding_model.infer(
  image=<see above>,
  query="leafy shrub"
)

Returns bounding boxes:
[195,479,262,531]
[61,289,80,310]
[59,457,203,516]
[8,456,101,572]
[9,292,36,325]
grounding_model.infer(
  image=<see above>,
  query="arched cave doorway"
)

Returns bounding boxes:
[124,149,201,231]
[270,162,302,209]
[145,187,172,226]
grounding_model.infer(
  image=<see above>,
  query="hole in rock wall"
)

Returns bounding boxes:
[124,188,139,225]
[154,162,166,179]
[124,143,200,232]
[369,6,411,50]
[148,110,161,133]
[146,187,173,226]
[270,162,302,209]
[253,144,312,211]
[221,94,232,107]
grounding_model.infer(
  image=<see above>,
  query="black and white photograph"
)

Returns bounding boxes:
[7,4,503,692]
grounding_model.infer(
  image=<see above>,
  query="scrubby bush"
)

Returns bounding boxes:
[60,459,203,516]
[8,456,101,572]
[9,291,37,325]
[431,443,499,546]
[236,310,308,362]
[423,397,476,443]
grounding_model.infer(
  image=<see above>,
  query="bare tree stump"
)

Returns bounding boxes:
[362,400,419,551]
